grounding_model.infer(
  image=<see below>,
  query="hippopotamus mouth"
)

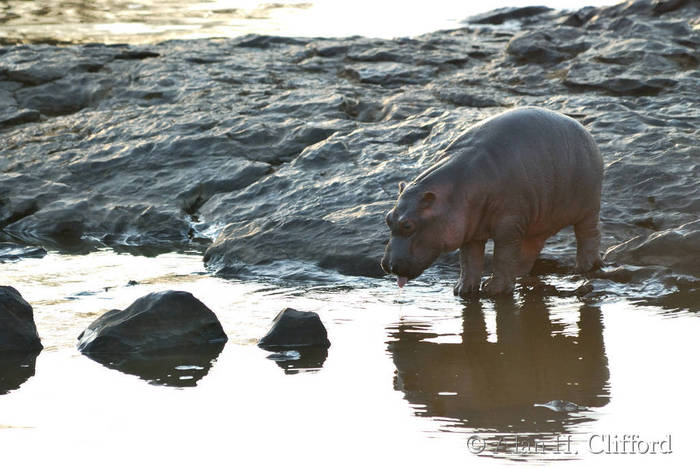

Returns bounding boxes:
[381,247,431,288]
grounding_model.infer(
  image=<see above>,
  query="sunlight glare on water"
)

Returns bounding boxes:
[0,0,623,44]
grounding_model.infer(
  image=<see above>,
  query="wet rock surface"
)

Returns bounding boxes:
[77,290,228,356]
[258,308,331,350]
[0,242,46,262]
[0,286,43,351]
[0,0,698,299]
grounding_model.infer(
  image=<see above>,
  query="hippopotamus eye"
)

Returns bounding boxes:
[400,220,415,235]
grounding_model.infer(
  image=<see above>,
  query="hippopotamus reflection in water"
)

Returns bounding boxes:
[381,107,603,296]
[387,299,610,434]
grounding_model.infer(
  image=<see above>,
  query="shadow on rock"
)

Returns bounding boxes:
[387,293,609,442]
[84,343,225,387]
[0,350,40,395]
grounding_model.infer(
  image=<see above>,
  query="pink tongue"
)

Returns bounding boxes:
[397,276,408,288]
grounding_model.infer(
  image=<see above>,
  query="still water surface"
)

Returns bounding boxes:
[1,251,697,466]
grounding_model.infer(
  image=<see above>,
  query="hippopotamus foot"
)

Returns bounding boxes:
[454,277,481,298]
[574,213,602,273]
[454,240,486,298]
[482,275,515,296]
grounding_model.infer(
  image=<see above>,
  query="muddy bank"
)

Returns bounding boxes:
[0,0,698,301]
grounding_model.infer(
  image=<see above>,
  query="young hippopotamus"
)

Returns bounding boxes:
[380,107,603,297]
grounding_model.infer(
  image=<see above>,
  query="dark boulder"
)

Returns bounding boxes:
[653,0,689,15]
[0,109,41,127]
[561,7,597,27]
[258,308,331,350]
[77,290,228,356]
[0,242,47,262]
[0,286,43,351]
[465,6,552,25]
[604,220,700,276]
[506,27,589,64]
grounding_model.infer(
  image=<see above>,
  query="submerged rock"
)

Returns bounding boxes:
[77,290,228,355]
[534,400,586,412]
[258,308,331,350]
[0,286,43,351]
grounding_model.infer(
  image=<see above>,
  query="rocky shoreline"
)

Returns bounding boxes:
[1,0,698,301]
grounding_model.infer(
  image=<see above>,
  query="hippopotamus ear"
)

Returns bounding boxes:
[398,181,406,194]
[419,191,436,209]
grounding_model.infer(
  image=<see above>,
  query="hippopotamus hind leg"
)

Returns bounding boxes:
[483,221,524,295]
[517,236,546,277]
[454,240,486,298]
[574,211,602,273]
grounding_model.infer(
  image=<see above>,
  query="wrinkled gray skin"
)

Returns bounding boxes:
[381,107,603,297]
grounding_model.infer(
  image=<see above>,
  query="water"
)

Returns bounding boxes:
[1,251,698,466]
[0,0,622,44]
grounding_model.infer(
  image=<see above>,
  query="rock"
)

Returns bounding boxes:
[340,62,435,86]
[15,74,116,116]
[433,87,502,108]
[0,242,46,262]
[506,27,589,64]
[534,400,586,412]
[465,6,552,25]
[561,7,597,27]
[653,0,689,15]
[77,290,228,355]
[604,220,700,276]
[258,308,331,350]
[0,286,43,351]
[0,108,40,127]
[0,0,697,299]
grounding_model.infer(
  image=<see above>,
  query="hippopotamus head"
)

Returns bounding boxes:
[381,181,459,286]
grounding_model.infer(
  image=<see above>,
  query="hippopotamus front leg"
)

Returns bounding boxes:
[454,240,486,298]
